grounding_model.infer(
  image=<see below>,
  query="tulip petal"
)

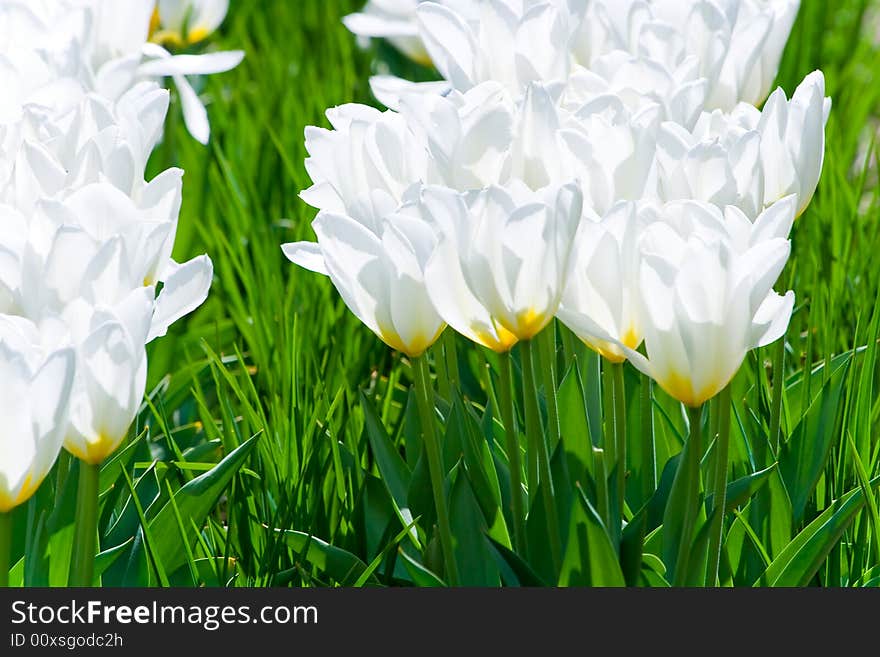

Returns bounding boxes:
[282,241,329,276]
[139,51,245,77]
[147,255,214,342]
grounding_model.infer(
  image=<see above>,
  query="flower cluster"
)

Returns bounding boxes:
[0,0,239,512]
[289,0,828,410]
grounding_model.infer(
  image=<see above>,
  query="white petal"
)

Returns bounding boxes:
[147,255,214,342]
[140,51,245,77]
[753,290,795,348]
[174,74,210,144]
[282,241,329,275]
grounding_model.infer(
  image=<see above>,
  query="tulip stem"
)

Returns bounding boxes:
[70,460,100,587]
[521,340,562,572]
[707,386,732,586]
[413,356,459,586]
[538,326,561,452]
[55,450,72,508]
[769,338,785,455]
[640,373,656,501]
[442,331,460,392]
[434,341,450,400]
[611,362,627,541]
[499,352,526,553]
[601,363,615,464]
[673,405,704,587]
[0,512,11,588]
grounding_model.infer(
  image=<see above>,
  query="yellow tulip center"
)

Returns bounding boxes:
[0,473,38,513]
[377,323,446,359]
[621,326,640,350]
[187,26,210,44]
[66,436,114,466]
[473,321,519,354]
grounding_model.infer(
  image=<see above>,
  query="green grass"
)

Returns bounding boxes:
[9,0,880,587]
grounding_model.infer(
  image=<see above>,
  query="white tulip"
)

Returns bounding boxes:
[708,0,801,111]
[283,209,445,358]
[655,119,765,219]
[138,43,244,145]
[0,314,75,512]
[61,287,154,465]
[1,178,212,345]
[420,181,582,352]
[300,104,428,231]
[664,71,830,218]
[0,0,243,145]
[154,0,230,46]
[399,81,514,190]
[344,0,494,65]
[619,195,797,407]
[756,71,830,216]
[556,201,654,363]
[3,84,171,213]
[565,55,708,130]
[560,94,660,214]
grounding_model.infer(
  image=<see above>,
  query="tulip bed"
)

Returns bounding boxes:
[3,0,880,588]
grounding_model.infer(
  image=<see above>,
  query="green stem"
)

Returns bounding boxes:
[640,373,656,501]
[539,326,561,453]
[601,363,616,465]
[413,356,459,586]
[54,450,71,508]
[768,338,785,456]
[499,352,526,553]
[434,340,450,401]
[69,460,100,587]
[594,447,610,532]
[707,386,732,586]
[443,331,460,392]
[521,339,562,572]
[0,511,11,588]
[560,325,577,366]
[611,362,628,540]
[673,405,704,587]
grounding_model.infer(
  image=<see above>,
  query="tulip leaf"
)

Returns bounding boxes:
[705,464,777,512]
[661,426,706,581]
[451,397,511,549]
[360,392,412,510]
[558,362,594,484]
[779,358,849,522]
[486,536,548,587]
[147,435,259,575]
[758,476,880,586]
[558,485,625,586]
[92,539,134,585]
[449,463,501,586]
[398,548,445,587]
[274,529,375,586]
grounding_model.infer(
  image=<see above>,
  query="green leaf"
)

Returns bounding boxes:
[558,362,594,483]
[758,477,880,586]
[779,357,849,522]
[360,392,412,510]
[448,464,500,586]
[274,529,374,586]
[148,435,259,575]
[558,486,625,586]
[93,539,134,585]
[705,464,777,513]
[660,428,704,582]
[486,536,548,587]
[398,549,445,587]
